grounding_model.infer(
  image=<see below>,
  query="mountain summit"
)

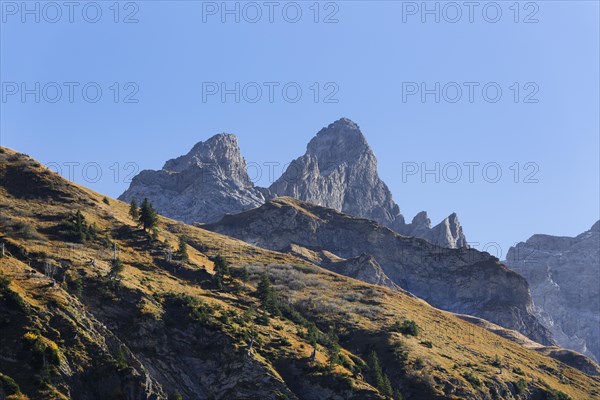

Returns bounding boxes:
[269,118,405,229]
[269,118,468,248]
[119,133,267,223]
[119,119,467,248]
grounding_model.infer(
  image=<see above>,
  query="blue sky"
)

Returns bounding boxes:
[1,1,599,258]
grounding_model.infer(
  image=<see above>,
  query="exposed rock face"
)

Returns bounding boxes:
[269,118,405,229]
[269,118,468,248]
[206,197,554,345]
[395,211,468,249]
[327,254,402,291]
[119,134,268,224]
[120,119,468,248]
[505,221,600,363]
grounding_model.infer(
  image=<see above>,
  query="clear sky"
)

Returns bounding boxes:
[1,1,599,258]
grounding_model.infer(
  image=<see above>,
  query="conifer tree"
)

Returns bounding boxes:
[138,198,158,232]
[178,236,189,262]
[257,271,279,314]
[129,198,139,222]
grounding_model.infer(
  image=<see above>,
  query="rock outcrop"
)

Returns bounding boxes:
[505,221,600,363]
[119,134,268,224]
[119,119,468,248]
[206,197,554,345]
[269,118,468,248]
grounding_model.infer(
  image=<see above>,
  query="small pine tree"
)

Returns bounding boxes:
[241,267,250,282]
[74,210,86,242]
[151,227,159,242]
[368,350,394,397]
[381,374,393,397]
[368,351,385,388]
[129,198,139,222]
[257,271,279,314]
[178,236,189,262]
[138,198,158,232]
[211,254,229,289]
[109,259,125,281]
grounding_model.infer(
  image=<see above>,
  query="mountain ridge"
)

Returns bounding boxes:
[205,196,554,346]
[119,118,467,248]
[506,221,600,363]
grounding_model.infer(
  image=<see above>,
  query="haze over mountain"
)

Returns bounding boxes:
[506,221,600,363]
[120,118,467,248]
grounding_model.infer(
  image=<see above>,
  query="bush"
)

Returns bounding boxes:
[546,390,571,400]
[11,221,43,240]
[413,357,425,370]
[0,373,20,395]
[108,259,125,281]
[102,197,110,205]
[0,276,27,311]
[463,371,481,387]
[491,355,502,368]
[163,293,214,326]
[513,366,525,375]
[22,332,61,368]
[514,378,527,395]
[391,320,420,337]
[420,341,433,348]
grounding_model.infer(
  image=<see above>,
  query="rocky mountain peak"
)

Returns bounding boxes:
[411,211,432,228]
[120,119,469,248]
[162,133,252,187]
[118,133,267,224]
[270,118,404,230]
[306,118,371,171]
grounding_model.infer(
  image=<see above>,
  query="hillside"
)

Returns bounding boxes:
[205,197,552,346]
[1,147,599,399]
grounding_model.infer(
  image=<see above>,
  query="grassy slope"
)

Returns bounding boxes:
[0,147,598,400]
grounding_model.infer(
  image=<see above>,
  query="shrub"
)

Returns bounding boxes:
[491,355,502,368]
[514,378,527,395]
[0,373,20,395]
[420,341,433,348]
[391,320,420,336]
[513,366,525,375]
[413,357,426,370]
[22,332,61,368]
[463,371,481,387]
[108,259,125,281]
[546,390,571,400]
[163,293,214,326]
[178,236,189,263]
[0,276,27,311]
[168,393,183,400]
[102,197,110,205]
